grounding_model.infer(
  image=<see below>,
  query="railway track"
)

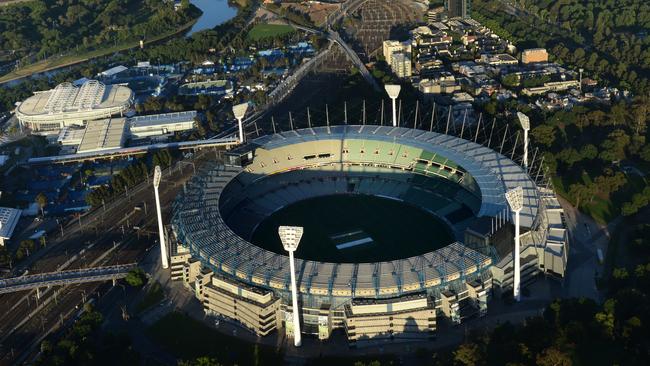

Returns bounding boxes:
[0,155,204,365]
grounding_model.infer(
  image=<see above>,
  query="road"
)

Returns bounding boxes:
[557,196,615,302]
[0,152,214,365]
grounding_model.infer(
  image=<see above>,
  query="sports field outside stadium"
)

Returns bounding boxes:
[251,194,454,263]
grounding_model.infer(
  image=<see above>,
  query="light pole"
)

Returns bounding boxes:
[385,84,401,127]
[233,102,249,143]
[153,166,168,269]
[516,112,530,171]
[505,186,524,302]
[279,225,304,347]
[579,68,584,93]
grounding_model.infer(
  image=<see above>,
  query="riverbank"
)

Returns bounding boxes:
[0,17,199,85]
[187,0,238,36]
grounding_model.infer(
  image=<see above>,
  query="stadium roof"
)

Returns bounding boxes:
[236,125,539,227]
[16,80,132,117]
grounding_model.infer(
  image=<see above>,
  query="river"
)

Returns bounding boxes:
[187,0,239,36]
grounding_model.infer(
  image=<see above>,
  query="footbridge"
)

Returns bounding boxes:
[284,23,380,93]
[0,264,137,295]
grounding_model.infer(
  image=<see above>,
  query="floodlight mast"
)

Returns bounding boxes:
[279,226,304,347]
[517,112,530,170]
[505,186,524,302]
[385,84,401,127]
[233,103,249,143]
[153,166,168,269]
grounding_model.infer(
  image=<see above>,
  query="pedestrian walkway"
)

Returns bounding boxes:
[0,263,137,294]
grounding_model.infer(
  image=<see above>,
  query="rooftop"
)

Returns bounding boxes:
[77,118,126,153]
[129,111,197,129]
[16,80,132,117]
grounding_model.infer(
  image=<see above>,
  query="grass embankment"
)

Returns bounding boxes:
[146,312,282,366]
[0,18,198,84]
[247,23,295,41]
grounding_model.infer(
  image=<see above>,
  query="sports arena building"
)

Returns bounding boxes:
[169,125,568,346]
[15,80,133,133]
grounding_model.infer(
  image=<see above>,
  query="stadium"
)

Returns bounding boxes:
[169,125,568,346]
[15,79,133,132]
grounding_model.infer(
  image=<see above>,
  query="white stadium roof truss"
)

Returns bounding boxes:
[44,80,107,114]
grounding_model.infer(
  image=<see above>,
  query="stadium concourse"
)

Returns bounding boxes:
[167,125,568,347]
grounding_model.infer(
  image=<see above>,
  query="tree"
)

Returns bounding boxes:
[501,73,519,88]
[579,144,598,160]
[178,357,223,366]
[568,184,593,209]
[124,268,147,287]
[536,347,573,366]
[599,130,630,162]
[454,343,483,366]
[0,246,10,267]
[531,125,556,147]
[641,145,650,162]
[35,192,47,216]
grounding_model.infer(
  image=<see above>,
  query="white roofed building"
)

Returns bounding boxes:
[128,111,197,139]
[98,65,128,79]
[15,80,133,133]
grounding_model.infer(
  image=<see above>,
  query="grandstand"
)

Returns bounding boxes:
[15,80,133,133]
[169,125,568,346]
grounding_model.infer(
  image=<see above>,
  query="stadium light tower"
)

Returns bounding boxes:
[517,112,530,170]
[505,186,524,302]
[279,225,304,347]
[153,166,169,269]
[233,102,249,143]
[385,84,401,127]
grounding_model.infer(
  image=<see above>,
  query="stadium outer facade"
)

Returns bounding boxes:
[169,125,568,346]
[15,80,133,133]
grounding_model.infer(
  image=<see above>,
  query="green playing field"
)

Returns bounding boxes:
[250,194,454,263]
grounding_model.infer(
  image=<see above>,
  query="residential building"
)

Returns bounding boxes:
[383,40,412,66]
[418,74,461,94]
[521,80,581,96]
[391,52,412,78]
[478,53,518,66]
[445,0,471,19]
[521,48,549,64]
[427,6,446,24]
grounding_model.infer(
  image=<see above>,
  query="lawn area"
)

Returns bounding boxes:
[146,312,282,366]
[247,23,295,41]
[136,282,164,314]
[581,197,616,225]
